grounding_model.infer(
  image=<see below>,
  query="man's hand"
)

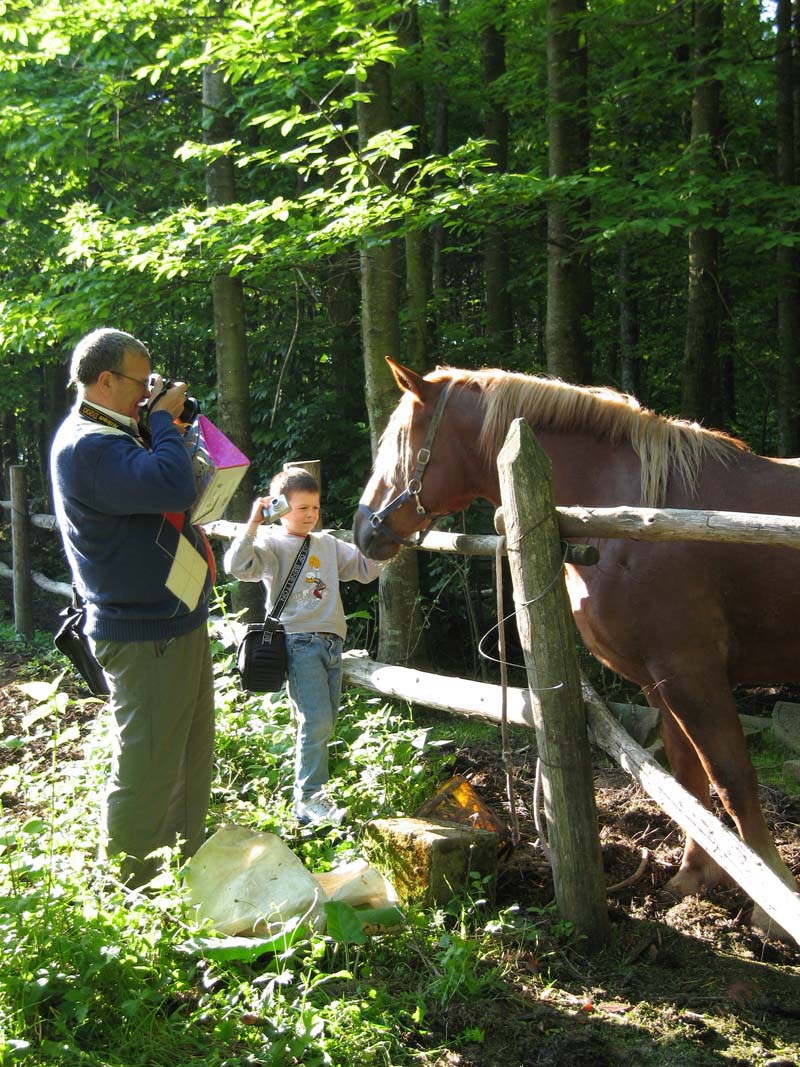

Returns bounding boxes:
[149,378,190,420]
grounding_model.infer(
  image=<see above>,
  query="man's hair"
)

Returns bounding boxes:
[70,328,150,386]
[269,468,320,498]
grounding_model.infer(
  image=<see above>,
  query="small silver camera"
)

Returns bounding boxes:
[262,494,291,523]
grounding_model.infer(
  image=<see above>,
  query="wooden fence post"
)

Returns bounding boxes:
[497,419,610,949]
[10,464,34,640]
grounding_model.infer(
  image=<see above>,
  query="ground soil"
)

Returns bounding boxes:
[2,591,799,1067]
[409,728,800,1067]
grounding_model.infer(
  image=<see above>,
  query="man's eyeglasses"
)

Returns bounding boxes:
[111,370,151,390]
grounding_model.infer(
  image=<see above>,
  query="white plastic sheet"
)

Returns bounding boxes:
[185,827,396,936]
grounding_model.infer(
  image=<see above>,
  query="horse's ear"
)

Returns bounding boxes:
[385,357,432,402]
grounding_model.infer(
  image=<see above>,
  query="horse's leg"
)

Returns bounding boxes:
[647,670,798,935]
[645,689,730,895]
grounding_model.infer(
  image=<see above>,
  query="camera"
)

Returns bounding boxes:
[262,494,291,523]
[148,374,200,424]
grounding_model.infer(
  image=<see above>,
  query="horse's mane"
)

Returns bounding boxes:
[380,366,748,508]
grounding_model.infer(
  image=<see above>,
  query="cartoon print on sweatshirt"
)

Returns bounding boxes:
[302,555,328,602]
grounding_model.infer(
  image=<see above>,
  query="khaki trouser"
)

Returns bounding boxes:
[93,623,215,887]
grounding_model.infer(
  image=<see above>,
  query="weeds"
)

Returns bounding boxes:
[0,623,567,1067]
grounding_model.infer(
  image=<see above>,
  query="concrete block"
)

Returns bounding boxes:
[774,702,800,755]
[361,817,498,907]
[607,702,661,748]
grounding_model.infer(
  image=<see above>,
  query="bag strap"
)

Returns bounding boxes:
[266,535,310,625]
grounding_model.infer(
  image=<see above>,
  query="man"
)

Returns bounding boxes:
[50,327,216,887]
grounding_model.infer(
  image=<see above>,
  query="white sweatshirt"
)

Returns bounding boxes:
[224,526,386,639]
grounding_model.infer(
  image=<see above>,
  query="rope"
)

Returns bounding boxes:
[477,542,569,684]
[480,534,570,866]
[495,536,521,847]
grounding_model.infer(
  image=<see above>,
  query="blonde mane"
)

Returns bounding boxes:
[375,367,748,507]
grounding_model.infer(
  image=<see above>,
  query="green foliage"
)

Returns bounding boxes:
[0,0,797,501]
[0,625,574,1067]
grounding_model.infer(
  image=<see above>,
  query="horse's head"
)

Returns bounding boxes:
[353,358,492,559]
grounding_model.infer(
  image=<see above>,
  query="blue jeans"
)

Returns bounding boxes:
[286,632,344,804]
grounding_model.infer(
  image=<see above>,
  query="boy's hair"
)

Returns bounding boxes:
[269,468,320,499]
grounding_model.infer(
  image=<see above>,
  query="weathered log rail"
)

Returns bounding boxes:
[9,502,800,622]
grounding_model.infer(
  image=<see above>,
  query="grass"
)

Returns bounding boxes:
[0,624,569,1067]
[1,621,799,1067]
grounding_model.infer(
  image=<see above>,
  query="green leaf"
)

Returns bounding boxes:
[19,680,59,706]
[177,930,307,962]
[323,900,367,944]
[21,818,48,835]
[356,905,405,929]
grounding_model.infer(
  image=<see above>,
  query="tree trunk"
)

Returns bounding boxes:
[618,242,641,398]
[431,0,450,309]
[397,3,431,370]
[483,19,513,361]
[203,58,259,617]
[776,0,800,455]
[357,58,427,667]
[405,231,430,371]
[0,408,17,499]
[42,357,69,510]
[680,0,724,424]
[545,0,592,384]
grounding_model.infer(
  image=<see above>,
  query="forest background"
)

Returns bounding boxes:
[1,0,798,676]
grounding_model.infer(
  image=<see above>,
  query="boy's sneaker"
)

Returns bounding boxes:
[295,793,347,827]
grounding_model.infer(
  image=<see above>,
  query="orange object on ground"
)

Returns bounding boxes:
[415,774,510,848]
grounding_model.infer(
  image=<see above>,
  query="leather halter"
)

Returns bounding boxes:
[359,382,451,548]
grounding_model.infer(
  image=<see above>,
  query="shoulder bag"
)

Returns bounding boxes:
[236,535,310,693]
[53,587,110,697]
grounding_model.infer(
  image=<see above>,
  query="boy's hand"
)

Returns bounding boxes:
[246,497,269,534]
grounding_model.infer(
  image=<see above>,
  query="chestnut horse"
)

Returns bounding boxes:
[354,358,800,937]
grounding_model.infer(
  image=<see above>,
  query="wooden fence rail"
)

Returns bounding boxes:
[340,650,800,945]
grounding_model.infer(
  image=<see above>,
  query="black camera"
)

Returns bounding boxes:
[148,375,200,424]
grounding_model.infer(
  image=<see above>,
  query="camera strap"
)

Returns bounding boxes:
[265,535,311,631]
[79,402,143,442]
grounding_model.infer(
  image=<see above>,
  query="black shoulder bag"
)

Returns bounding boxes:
[53,587,110,697]
[236,536,310,693]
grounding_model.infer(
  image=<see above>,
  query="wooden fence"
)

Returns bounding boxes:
[3,445,800,946]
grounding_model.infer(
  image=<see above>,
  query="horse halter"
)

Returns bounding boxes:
[359,382,451,549]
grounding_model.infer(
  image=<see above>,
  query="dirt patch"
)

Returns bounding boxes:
[421,741,800,1066]
[449,738,800,942]
[0,640,98,780]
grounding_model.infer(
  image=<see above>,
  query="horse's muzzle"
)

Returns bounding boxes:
[352,508,403,560]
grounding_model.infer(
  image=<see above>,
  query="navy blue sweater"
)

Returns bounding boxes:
[50,403,213,641]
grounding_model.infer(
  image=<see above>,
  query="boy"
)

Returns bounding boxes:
[224,468,386,825]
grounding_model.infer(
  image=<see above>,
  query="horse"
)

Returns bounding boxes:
[353,357,800,939]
